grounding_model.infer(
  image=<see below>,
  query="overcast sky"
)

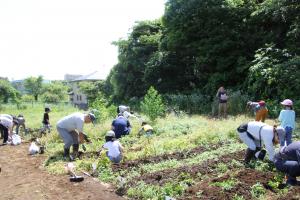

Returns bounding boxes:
[0,0,165,80]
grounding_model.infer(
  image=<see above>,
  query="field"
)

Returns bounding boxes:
[1,103,300,200]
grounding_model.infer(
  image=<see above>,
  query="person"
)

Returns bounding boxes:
[274,141,300,186]
[117,105,130,115]
[0,114,13,139]
[278,99,295,147]
[216,86,228,118]
[237,121,285,163]
[99,130,124,164]
[138,121,154,137]
[247,100,268,122]
[112,114,131,139]
[56,112,95,160]
[14,114,26,135]
[42,107,51,133]
[0,115,18,145]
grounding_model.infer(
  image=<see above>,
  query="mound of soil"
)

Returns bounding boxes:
[114,141,231,171]
[181,168,275,200]
[0,143,123,200]
[128,150,244,187]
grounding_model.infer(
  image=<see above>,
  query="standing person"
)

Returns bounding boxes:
[247,100,268,122]
[112,114,131,139]
[0,115,18,145]
[99,130,124,164]
[278,99,296,147]
[274,141,300,186]
[42,107,51,133]
[237,121,285,163]
[216,86,228,118]
[56,112,95,160]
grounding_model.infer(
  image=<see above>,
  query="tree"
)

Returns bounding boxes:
[78,81,105,105]
[110,20,163,101]
[141,86,166,121]
[41,81,69,103]
[24,76,43,101]
[0,79,19,103]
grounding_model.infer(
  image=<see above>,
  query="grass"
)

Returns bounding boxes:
[2,102,300,199]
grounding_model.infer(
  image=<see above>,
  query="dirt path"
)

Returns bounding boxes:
[0,143,123,200]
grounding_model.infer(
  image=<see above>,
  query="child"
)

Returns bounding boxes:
[278,99,295,147]
[101,130,124,164]
[247,100,268,122]
[138,121,153,137]
[42,107,51,133]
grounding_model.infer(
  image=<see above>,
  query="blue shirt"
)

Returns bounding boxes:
[279,110,296,129]
[112,116,131,138]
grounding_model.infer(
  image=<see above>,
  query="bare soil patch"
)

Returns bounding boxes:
[0,143,123,200]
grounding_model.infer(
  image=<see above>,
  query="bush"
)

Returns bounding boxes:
[164,92,211,114]
[212,90,250,116]
[141,86,166,121]
[90,95,116,123]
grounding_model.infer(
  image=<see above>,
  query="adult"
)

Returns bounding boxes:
[117,105,130,115]
[274,141,300,186]
[216,86,228,118]
[112,114,131,139]
[56,112,95,160]
[237,121,285,163]
[0,114,13,139]
[14,114,26,135]
[0,114,18,145]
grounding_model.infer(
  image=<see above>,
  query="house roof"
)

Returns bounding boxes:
[71,71,103,82]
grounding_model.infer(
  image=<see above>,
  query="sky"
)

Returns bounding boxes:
[0,0,166,81]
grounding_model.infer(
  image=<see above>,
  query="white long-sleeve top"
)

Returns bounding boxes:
[247,121,275,161]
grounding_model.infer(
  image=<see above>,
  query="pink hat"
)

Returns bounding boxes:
[281,99,293,106]
[258,100,265,106]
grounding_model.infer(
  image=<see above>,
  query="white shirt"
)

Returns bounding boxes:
[0,116,13,129]
[247,121,275,161]
[56,112,84,132]
[103,141,121,157]
[0,114,13,121]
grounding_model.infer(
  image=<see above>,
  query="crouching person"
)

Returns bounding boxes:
[56,112,95,161]
[101,130,124,164]
[274,141,300,186]
[237,121,285,163]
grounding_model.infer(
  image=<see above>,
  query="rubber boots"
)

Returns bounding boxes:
[63,148,70,161]
[70,144,79,161]
[244,148,255,164]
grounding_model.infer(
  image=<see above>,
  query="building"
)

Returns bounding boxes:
[65,71,104,110]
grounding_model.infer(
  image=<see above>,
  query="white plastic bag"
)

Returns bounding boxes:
[29,142,39,155]
[11,134,21,145]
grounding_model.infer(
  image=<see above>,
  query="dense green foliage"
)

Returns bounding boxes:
[141,86,166,121]
[24,76,43,101]
[107,0,300,115]
[41,81,69,103]
[0,79,19,103]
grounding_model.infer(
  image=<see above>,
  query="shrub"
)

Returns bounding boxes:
[141,86,166,121]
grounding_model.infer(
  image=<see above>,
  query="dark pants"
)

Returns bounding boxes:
[0,124,9,143]
[274,154,300,177]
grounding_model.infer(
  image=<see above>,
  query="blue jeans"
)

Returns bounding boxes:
[274,155,300,177]
[106,152,122,163]
[280,126,293,147]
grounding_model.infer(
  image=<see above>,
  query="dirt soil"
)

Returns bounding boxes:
[180,168,276,200]
[126,150,245,187]
[113,141,230,171]
[0,143,123,200]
